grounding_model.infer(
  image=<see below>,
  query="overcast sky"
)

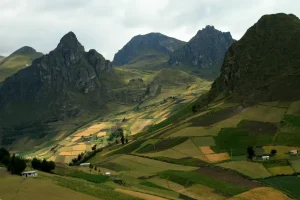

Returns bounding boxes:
[0,0,299,60]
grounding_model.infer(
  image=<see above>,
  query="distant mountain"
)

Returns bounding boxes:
[206,13,300,105]
[0,56,5,62]
[0,46,43,82]
[113,33,186,68]
[169,26,235,79]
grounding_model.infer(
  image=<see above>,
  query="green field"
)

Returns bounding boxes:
[261,176,300,199]
[218,161,272,178]
[159,170,248,196]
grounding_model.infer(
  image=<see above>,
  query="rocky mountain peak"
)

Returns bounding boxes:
[56,31,84,53]
[169,25,235,74]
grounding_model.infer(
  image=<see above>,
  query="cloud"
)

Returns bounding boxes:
[0,0,299,60]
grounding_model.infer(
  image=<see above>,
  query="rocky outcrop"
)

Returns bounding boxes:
[169,26,235,69]
[0,32,113,121]
[113,33,185,66]
[208,13,300,104]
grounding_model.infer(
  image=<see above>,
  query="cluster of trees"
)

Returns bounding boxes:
[31,158,55,172]
[88,163,101,173]
[0,148,27,175]
[247,146,277,161]
[69,147,103,166]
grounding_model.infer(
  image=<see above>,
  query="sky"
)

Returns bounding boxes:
[0,0,299,60]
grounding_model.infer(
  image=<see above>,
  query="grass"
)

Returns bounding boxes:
[0,175,103,200]
[159,170,248,196]
[274,132,300,146]
[153,157,206,167]
[267,166,295,175]
[136,137,188,153]
[140,181,171,191]
[71,171,109,183]
[108,139,146,156]
[218,161,272,178]
[290,159,300,173]
[212,128,274,156]
[51,175,141,200]
[260,176,300,199]
[191,137,216,147]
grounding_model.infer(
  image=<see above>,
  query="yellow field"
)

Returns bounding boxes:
[59,151,72,156]
[115,188,167,200]
[38,150,50,156]
[218,161,272,178]
[71,150,85,156]
[268,166,295,175]
[200,146,215,154]
[130,119,153,135]
[181,184,225,200]
[0,176,101,200]
[71,136,81,142]
[64,155,77,163]
[172,139,203,157]
[97,131,107,137]
[75,123,110,137]
[228,187,292,200]
[72,144,86,151]
[205,153,230,163]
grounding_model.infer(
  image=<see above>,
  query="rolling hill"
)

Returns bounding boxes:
[113,32,185,68]
[0,55,5,62]
[0,46,43,82]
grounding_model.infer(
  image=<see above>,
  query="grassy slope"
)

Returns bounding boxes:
[0,52,42,82]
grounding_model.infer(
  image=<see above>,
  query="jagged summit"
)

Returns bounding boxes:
[169,25,235,74]
[56,31,84,52]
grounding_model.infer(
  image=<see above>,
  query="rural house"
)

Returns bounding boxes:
[290,150,298,155]
[262,156,270,160]
[80,163,90,167]
[21,171,38,177]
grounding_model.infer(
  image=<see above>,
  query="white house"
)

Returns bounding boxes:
[21,171,38,177]
[104,172,111,176]
[80,163,90,167]
[290,150,298,155]
[262,156,270,160]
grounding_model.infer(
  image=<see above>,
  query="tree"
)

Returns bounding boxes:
[115,140,119,144]
[7,154,26,175]
[271,149,277,156]
[125,138,128,144]
[77,154,82,161]
[31,158,42,169]
[247,146,255,161]
[89,163,93,169]
[92,144,97,151]
[121,137,125,145]
[192,105,197,113]
[94,166,97,171]
[41,159,55,172]
[0,148,10,163]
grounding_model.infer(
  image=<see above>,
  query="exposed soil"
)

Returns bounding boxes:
[195,166,263,189]
[237,120,278,135]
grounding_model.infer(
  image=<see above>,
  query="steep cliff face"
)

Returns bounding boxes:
[0,32,113,122]
[208,13,300,104]
[113,33,185,66]
[169,25,235,70]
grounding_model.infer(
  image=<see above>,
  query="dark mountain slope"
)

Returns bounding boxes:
[0,32,114,124]
[169,26,235,79]
[206,13,300,105]
[113,33,185,67]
